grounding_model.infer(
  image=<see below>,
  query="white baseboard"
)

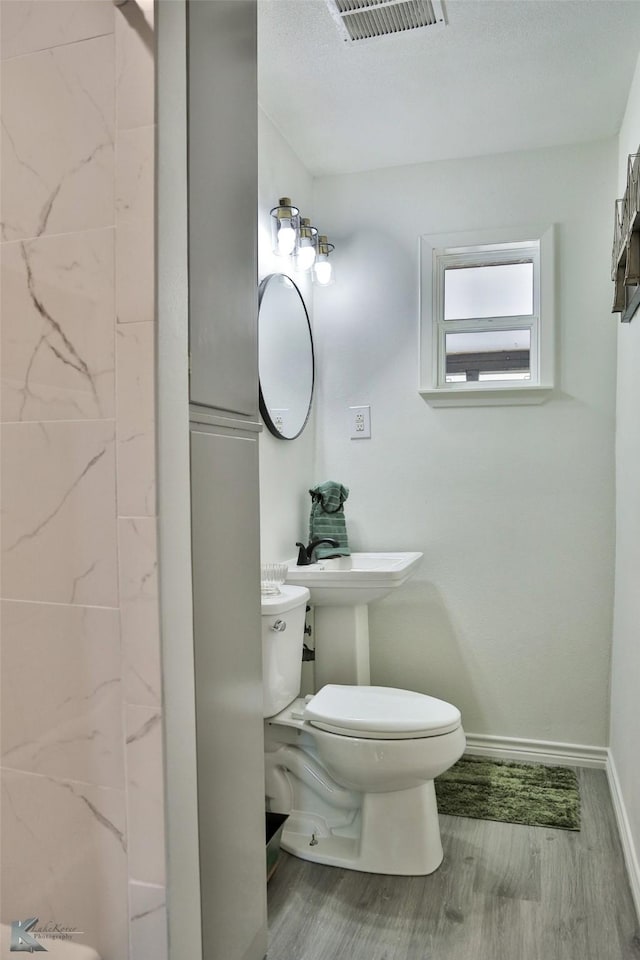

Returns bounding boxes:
[464,732,608,768]
[606,751,640,923]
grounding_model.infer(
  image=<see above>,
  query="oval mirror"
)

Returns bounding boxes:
[258,273,314,439]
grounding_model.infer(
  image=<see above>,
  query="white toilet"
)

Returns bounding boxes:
[262,584,465,875]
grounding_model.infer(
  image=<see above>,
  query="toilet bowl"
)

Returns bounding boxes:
[262,585,465,876]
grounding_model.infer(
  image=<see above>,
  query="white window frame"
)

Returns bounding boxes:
[419,225,555,406]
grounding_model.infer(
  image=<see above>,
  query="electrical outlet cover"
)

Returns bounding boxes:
[349,405,371,439]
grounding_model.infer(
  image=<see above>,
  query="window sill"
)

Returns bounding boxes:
[419,384,554,407]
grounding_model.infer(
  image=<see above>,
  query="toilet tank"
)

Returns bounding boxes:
[262,584,310,718]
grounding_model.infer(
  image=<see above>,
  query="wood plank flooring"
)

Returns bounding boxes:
[267,769,640,960]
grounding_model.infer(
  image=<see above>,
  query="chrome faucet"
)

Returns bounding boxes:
[295,538,339,566]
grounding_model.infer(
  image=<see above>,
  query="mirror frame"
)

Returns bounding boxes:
[258,273,315,440]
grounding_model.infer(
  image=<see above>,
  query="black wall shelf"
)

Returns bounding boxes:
[612,149,640,323]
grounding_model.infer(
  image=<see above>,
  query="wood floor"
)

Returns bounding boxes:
[267,768,640,960]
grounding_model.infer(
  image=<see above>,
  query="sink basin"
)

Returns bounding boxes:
[285,552,423,606]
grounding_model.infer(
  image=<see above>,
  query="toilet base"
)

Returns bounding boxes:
[280,780,444,876]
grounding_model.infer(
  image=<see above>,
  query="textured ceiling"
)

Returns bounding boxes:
[258,0,640,176]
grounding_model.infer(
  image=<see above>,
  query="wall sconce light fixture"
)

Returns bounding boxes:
[270,197,300,258]
[313,235,335,285]
[270,197,335,282]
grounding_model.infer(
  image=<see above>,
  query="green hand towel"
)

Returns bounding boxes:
[309,481,350,559]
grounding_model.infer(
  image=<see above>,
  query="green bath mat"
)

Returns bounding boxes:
[435,756,581,831]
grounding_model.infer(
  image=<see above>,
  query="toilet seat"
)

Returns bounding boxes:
[305,684,461,740]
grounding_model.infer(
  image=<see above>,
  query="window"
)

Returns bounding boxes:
[419,225,555,406]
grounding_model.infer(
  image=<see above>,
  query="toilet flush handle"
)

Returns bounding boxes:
[271,619,287,632]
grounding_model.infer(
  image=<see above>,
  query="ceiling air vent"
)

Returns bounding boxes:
[325,0,446,43]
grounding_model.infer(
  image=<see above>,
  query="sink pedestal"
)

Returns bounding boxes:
[285,553,423,691]
[314,605,371,689]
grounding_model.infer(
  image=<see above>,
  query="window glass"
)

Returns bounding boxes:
[445,329,531,383]
[444,262,534,320]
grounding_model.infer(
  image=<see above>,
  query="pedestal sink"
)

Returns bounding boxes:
[285,552,423,690]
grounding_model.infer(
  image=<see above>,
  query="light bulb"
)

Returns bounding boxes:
[314,257,332,285]
[277,219,296,256]
[297,239,316,272]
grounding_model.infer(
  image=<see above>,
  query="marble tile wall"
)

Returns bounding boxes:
[0,2,165,958]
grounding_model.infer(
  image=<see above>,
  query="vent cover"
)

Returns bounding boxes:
[325,0,446,43]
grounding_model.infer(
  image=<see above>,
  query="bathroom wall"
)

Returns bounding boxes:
[258,108,317,561]
[311,139,617,748]
[0,3,166,957]
[610,48,640,908]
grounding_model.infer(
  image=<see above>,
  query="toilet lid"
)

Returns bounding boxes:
[304,684,461,739]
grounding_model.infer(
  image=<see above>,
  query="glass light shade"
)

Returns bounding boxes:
[313,256,333,285]
[277,220,297,256]
[270,197,300,259]
[296,219,318,272]
[313,235,335,285]
[297,241,316,271]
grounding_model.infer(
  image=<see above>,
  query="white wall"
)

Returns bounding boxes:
[312,140,617,746]
[258,109,317,561]
[610,49,640,896]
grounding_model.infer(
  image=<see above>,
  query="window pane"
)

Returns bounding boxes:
[444,262,534,320]
[445,330,531,383]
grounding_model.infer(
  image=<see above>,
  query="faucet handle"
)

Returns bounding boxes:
[295,542,310,566]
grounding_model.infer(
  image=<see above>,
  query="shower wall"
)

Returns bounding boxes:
[0,2,165,958]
